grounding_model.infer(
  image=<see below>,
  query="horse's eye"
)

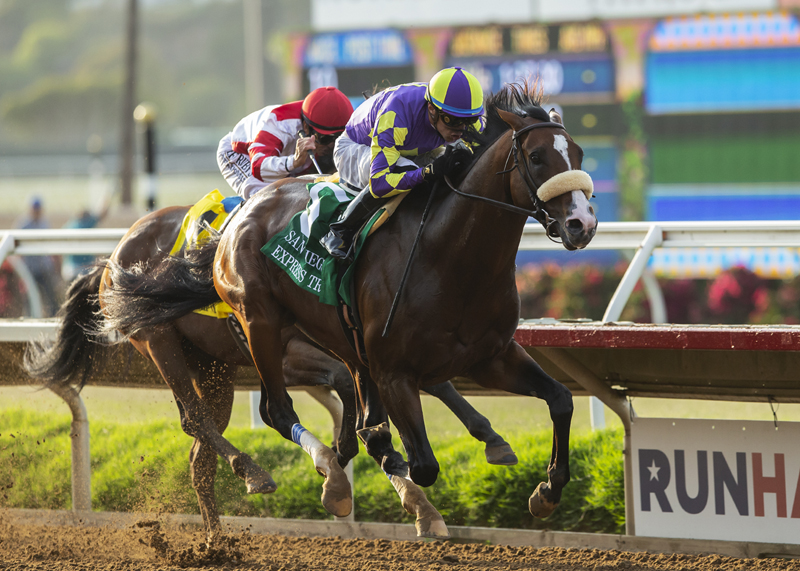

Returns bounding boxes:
[529,152,541,165]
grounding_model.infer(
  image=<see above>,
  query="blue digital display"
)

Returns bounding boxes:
[304,30,413,68]
[446,54,614,96]
[646,47,800,114]
[580,144,617,184]
[647,193,800,221]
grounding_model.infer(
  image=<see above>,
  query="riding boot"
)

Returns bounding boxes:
[320,187,386,260]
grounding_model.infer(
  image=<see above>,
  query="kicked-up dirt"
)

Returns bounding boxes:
[1,519,799,571]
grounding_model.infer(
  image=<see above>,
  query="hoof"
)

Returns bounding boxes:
[232,454,277,495]
[246,472,277,495]
[320,458,353,517]
[529,482,558,518]
[416,515,450,539]
[484,443,518,466]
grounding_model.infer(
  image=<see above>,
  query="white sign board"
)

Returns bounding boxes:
[312,0,534,31]
[538,0,777,22]
[632,418,800,544]
[311,0,777,31]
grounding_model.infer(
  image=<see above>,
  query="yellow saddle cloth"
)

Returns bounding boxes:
[170,189,236,319]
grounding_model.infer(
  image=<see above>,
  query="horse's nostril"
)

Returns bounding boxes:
[566,219,583,233]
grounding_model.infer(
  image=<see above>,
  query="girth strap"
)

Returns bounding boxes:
[335,268,369,367]
[226,314,255,366]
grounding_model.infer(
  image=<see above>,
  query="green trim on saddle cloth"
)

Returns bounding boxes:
[260,181,387,306]
[170,189,235,319]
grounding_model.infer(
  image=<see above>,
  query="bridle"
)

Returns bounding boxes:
[386,119,568,336]
[444,120,568,243]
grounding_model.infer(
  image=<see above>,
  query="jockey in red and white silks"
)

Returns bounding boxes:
[217,87,353,199]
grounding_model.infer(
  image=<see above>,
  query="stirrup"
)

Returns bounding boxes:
[320,229,352,260]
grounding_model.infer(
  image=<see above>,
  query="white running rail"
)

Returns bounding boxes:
[4,221,800,514]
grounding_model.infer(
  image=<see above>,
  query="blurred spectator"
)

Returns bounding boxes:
[0,261,26,318]
[62,196,111,282]
[16,197,62,317]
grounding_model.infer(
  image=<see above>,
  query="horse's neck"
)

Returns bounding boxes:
[435,138,527,276]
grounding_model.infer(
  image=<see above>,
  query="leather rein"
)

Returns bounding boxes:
[382,120,567,338]
[444,120,568,242]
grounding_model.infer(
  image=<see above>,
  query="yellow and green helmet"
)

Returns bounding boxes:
[425,67,484,118]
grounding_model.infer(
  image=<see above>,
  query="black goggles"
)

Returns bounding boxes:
[438,112,472,128]
[311,129,342,145]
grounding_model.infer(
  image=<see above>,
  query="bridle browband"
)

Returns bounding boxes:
[444,120,568,242]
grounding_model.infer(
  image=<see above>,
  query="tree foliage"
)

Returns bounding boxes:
[0,0,295,152]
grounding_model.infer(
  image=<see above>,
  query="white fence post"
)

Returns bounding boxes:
[602,225,663,323]
[48,384,92,512]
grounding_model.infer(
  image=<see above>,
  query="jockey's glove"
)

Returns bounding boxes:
[422,145,473,182]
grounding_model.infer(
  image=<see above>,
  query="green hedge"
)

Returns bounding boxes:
[0,409,625,534]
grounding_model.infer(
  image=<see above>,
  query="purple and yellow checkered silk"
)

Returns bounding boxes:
[344,83,483,198]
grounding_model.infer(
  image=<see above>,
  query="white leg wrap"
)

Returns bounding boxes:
[292,423,328,472]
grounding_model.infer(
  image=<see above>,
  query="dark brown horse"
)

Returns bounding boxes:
[95,82,597,538]
[24,205,518,537]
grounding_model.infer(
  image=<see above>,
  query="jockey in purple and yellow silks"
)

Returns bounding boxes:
[320,67,485,260]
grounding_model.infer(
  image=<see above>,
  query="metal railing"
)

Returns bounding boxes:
[5,221,800,522]
[7,219,800,320]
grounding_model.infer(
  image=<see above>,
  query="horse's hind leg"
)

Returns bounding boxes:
[245,307,352,517]
[468,341,572,518]
[422,381,517,466]
[281,330,359,466]
[185,351,237,538]
[131,332,276,506]
[326,367,359,466]
[356,370,449,539]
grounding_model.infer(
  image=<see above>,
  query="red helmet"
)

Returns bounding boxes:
[301,87,353,134]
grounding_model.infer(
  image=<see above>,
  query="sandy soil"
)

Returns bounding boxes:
[1,520,798,571]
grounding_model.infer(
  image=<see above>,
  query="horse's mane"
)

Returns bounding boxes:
[464,78,550,149]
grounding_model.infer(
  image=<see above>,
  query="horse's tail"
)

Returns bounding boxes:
[23,263,110,391]
[99,237,222,338]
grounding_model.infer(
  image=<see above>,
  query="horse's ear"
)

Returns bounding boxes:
[497,108,526,132]
[549,108,563,125]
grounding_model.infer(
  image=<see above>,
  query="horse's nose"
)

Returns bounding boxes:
[565,210,597,246]
[567,202,597,231]
[566,218,585,234]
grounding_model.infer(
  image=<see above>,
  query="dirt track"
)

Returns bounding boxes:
[1,520,799,571]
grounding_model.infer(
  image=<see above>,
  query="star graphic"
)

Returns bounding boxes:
[648,460,661,481]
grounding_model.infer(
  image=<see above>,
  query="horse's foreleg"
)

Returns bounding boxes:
[373,375,439,488]
[422,381,517,466]
[356,371,449,539]
[248,313,352,518]
[468,341,572,518]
